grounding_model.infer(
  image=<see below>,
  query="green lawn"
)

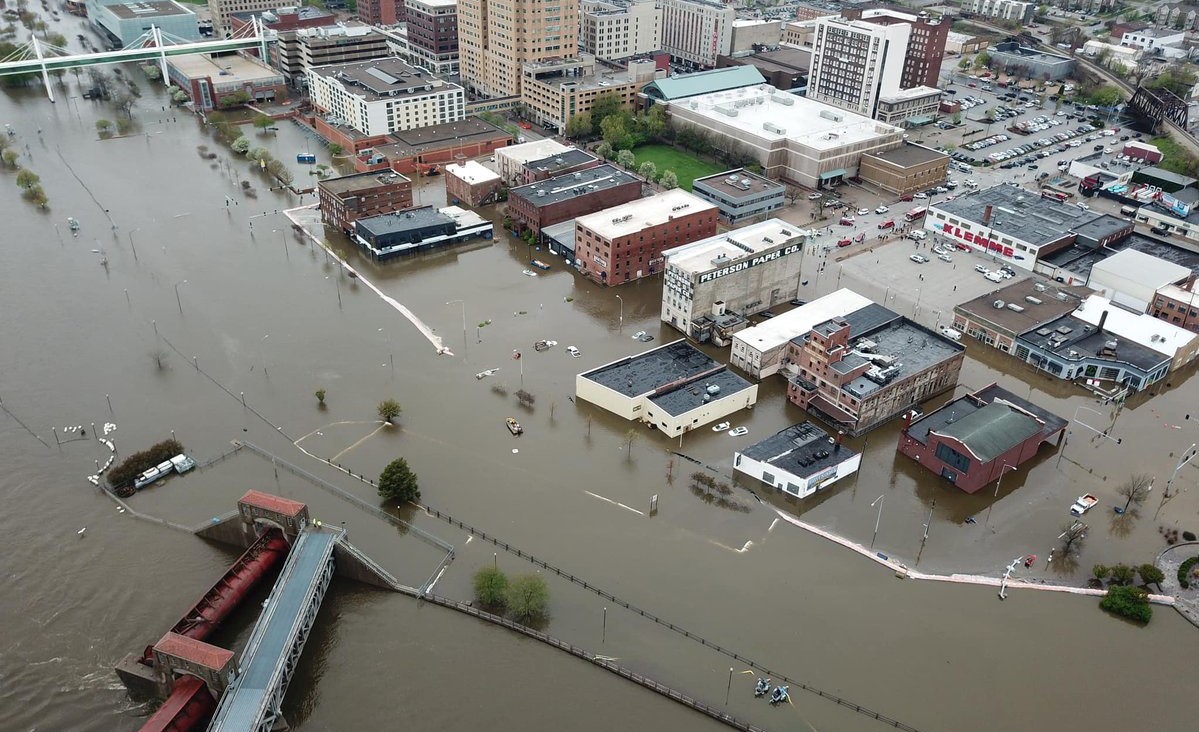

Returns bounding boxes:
[631,144,725,191]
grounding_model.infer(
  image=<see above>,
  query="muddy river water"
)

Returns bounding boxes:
[3,69,1199,732]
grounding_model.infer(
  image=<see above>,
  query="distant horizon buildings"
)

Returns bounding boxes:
[660,0,734,69]
[458,0,579,97]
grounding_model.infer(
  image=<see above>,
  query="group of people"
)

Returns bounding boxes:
[753,677,790,706]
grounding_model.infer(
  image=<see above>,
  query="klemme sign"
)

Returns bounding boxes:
[698,243,802,283]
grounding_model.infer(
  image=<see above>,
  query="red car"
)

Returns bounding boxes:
[837,238,853,247]
[954,243,970,251]
[518,121,533,129]
[878,219,895,230]
[900,194,914,202]
[839,217,855,226]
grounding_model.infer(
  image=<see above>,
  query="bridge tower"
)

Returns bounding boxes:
[238,489,310,539]
[150,632,237,698]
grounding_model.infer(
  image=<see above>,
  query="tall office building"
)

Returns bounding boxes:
[580,0,661,61]
[843,8,947,90]
[359,0,404,26]
[207,0,279,34]
[659,0,733,69]
[405,0,460,75]
[458,0,579,98]
[808,17,907,118]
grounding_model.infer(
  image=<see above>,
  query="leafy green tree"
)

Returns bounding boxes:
[328,143,344,156]
[973,52,990,69]
[1109,564,1136,586]
[600,114,628,148]
[95,119,112,133]
[116,118,134,134]
[564,112,593,139]
[660,170,679,190]
[377,457,420,502]
[642,105,667,140]
[1138,563,1165,589]
[377,398,402,423]
[314,388,326,405]
[142,65,161,81]
[595,141,613,160]
[275,167,294,185]
[2,147,19,166]
[589,92,625,126]
[218,90,251,108]
[232,136,251,154]
[248,147,271,162]
[1099,585,1152,623]
[171,88,189,103]
[26,184,47,208]
[15,168,39,190]
[505,573,549,623]
[253,114,274,130]
[1092,564,1109,582]
[638,161,657,180]
[958,57,970,69]
[615,148,636,169]
[473,566,509,609]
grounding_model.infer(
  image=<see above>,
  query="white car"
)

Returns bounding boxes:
[728,426,749,437]
[566,346,581,357]
[913,192,928,199]
[857,208,870,216]
[713,422,731,432]
[937,253,953,263]
[632,331,647,340]
[807,192,822,200]
[875,206,890,214]
[909,254,929,264]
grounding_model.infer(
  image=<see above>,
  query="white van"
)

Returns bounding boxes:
[937,326,962,341]
[908,230,927,241]
[957,162,974,173]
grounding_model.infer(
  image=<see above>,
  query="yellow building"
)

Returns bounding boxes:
[521,56,658,132]
[458,0,579,98]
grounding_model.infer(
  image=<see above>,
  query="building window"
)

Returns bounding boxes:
[935,443,971,472]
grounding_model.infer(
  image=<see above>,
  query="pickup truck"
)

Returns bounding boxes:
[1069,493,1099,516]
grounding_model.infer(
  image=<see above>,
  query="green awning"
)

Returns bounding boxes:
[819,168,847,180]
[905,115,935,126]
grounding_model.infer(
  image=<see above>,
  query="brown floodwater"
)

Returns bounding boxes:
[3,46,1199,732]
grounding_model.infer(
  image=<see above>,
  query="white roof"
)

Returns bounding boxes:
[1073,294,1196,356]
[664,218,807,274]
[670,85,901,152]
[733,288,873,354]
[441,205,488,228]
[1091,249,1190,290]
[576,190,715,240]
[446,160,499,184]
[879,85,941,103]
[494,139,571,166]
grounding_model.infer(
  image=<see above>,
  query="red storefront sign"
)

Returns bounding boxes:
[940,224,1014,258]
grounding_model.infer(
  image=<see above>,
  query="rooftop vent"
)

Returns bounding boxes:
[1006,303,1025,312]
[1033,282,1047,292]
[1025,296,1043,305]
[993,300,1005,309]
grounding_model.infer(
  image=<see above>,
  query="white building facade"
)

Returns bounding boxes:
[659,0,734,68]
[307,57,465,136]
[965,0,1035,23]
[808,17,908,119]
[734,422,861,499]
[580,0,661,60]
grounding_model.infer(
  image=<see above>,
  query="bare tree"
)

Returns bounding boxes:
[624,428,638,460]
[1117,473,1153,512]
[1059,521,1087,556]
[149,349,169,369]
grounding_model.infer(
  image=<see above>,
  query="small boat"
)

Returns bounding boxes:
[534,339,557,352]
[713,422,731,432]
[67,217,80,231]
[530,259,551,270]
[522,269,538,277]
[1069,493,1099,516]
[506,417,523,436]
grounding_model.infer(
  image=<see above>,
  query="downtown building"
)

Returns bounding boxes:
[520,56,658,134]
[458,0,579,98]
[809,16,914,121]
[318,170,414,234]
[580,0,661,61]
[228,7,338,86]
[842,8,947,91]
[659,0,734,69]
[207,0,280,34]
[308,56,465,136]
[507,163,642,236]
[404,0,460,75]
[358,0,404,26]
[964,0,1035,24]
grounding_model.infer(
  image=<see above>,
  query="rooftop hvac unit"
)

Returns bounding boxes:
[1025,296,1043,305]
[1007,303,1025,312]
[706,384,721,395]
[1105,339,1119,350]
[1068,350,1080,358]
[993,300,1005,309]
[771,94,795,106]
[818,110,844,123]
[536,190,546,197]
[762,122,786,135]
[1056,291,1069,301]
[1033,283,1047,292]
[1055,325,1073,335]
[714,104,739,117]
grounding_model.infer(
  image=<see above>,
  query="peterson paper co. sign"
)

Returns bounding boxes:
[698,243,803,284]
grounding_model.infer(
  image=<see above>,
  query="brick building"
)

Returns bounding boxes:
[858,143,949,195]
[784,300,965,435]
[445,160,502,206]
[521,149,600,184]
[1150,278,1199,333]
[228,7,337,86]
[574,189,718,286]
[370,117,514,175]
[507,164,642,236]
[897,384,1066,494]
[405,0,460,75]
[843,9,947,90]
[318,170,414,233]
[359,0,403,26]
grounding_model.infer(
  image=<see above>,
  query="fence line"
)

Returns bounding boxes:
[195,443,244,471]
[422,593,768,732]
[419,505,922,732]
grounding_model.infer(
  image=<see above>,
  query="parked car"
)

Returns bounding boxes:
[875,206,890,214]
[839,217,855,226]
[807,192,822,200]
[878,219,895,230]
[913,192,928,199]
[909,254,929,263]
[728,426,749,437]
[837,238,853,247]
[937,253,953,263]
[857,208,869,216]
[975,264,989,274]
[566,346,581,357]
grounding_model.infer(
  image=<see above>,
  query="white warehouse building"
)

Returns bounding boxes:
[734,422,861,499]
[308,56,465,137]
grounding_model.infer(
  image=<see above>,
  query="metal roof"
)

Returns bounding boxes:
[932,402,1042,463]
[648,368,753,416]
[642,66,765,101]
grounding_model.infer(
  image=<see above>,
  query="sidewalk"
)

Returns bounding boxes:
[1157,542,1199,628]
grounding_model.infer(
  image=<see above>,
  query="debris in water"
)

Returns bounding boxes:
[512,449,519,454]
[77,528,87,536]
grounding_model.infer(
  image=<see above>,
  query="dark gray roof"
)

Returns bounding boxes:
[1071,214,1132,243]
[739,421,855,479]
[511,164,638,208]
[580,340,722,398]
[933,402,1042,463]
[840,321,964,400]
[356,206,451,236]
[648,368,754,417]
[1017,313,1171,371]
[1040,232,1199,279]
[319,170,409,196]
[865,144,948,169]
[932,183,1100,248]
[523,149,596,174]
[955,280,1090,337]
[789,302,899,347]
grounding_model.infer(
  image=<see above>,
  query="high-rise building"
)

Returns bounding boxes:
[405,0,459,75]
[458,0,579,98]
[808,17,908,118]
[965,0,1035,24]
[359,0,404,26]
[843,8,947,90]
[659,0,733,69]
[207,0,281,35]
[580,0,661,60]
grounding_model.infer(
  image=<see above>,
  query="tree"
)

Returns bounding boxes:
[623,428,638,460]
[110,88,135,119]
[564,112,593,139]
[952,111,962,125]
[1059,521,1087,555]
[275,167,294,186]
[26,184,47,208]
[1138,563,1165,590]
[116,118,134,135]
[958,58,970,69]
[377,398,402,423]
[1100,585,1152,623]
[218,90,251,108]
[616,148,636,169]
[248,147,271,163]
[973,52,990,69]
[600,114,628,148]
[378,457,420,502]
[314,388,326,406]
[1117,473,1152,512]
[95,119,112,133]
[150,349,169,369]
[642,105,667,140]
[252,114,274,130]
[328,143,344,156]
[142,65,161,81]
[231,136,251,154]
[595,141,613,160]
[589,92,625,127]
[171,88,189,103]
[638,161,657,181]
[15,168,39,190]
[1109,563,1136,586]
[505,573,549,623]
[1092,564,1109,583]
[659,170,679,190]
[473,566,509,609]
[1,147,17,167]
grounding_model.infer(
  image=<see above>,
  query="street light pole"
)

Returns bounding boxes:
[128,227,140,261]
[1157,442,1197,518]
[260,334,270,378]
[985,463,1017,526]
[1057,404,1121,468]
[446,300,467,356]
[174,279,188,314]
[615,294,624,333]
[870,494,885,549]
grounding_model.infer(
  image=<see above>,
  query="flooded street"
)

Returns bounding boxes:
[3,71,1199,732]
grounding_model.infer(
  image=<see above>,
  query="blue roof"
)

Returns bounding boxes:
[642,66,765,101]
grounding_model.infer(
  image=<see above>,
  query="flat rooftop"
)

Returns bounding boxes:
[840,320,963,400]
[580,340,724,398]
[319,170,410,196]
[376,117,511,159]
[107,1,191,19]
[357,206,453,236]
[524,149,597,175]
[230,6,332,23]
[575,189,713,239]
[649,368,754,416]
[906,384,1066,457]
[879,85,942,103]
[670,84,902,151]
[310,57,456,103]
[642,66,766,101]
[167,54,281,82]
[1040,232,1199,279]
[445,160,500,184]
[992,42,1072,63]
[511,164,639,209]
[740,421,856,480]
[495,139,571,166]
[744,47,811,74]
[865,143,947,168]
[1072,294,1195,356]
[663,218,806,275]
[1072,214,1132,243]
[1018,313,1171,372]
[956,280,1091,336]
[694,168,785,201]
[932,183,1100,248]
[735,288,873,353]
[1091,249,1190,289]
